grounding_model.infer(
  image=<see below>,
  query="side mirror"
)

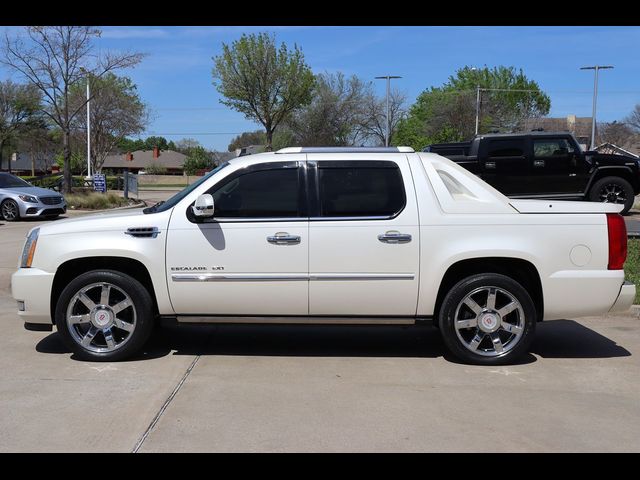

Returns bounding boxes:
[192,194,215,219]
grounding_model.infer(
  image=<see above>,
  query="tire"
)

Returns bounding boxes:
[589,176,635,215]
[55,270,155,362]
[438,273,537,366]
[1,199,20,221]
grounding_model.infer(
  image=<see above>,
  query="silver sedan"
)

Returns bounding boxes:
[0,172,66,221]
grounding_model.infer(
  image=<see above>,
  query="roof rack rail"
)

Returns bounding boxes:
[275,146,415,154]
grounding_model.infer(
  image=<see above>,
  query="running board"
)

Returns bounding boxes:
[174,315,418,325]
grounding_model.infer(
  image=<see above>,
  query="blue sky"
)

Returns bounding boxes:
[2,26,640,151]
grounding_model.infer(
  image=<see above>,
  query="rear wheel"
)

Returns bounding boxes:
[1,199,20,221]
[438,273,537,365]
[589,176,635,215]
[55,270,155,361]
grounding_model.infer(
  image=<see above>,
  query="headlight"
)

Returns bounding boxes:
[20,228,39,268]
[18,194,38,203]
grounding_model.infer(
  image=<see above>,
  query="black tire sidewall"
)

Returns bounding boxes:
[438,273,537,365]
[1,199,20,221]
[589,176,634,215]
[55,270,155,362]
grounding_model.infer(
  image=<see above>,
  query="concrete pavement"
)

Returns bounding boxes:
[1,213,640,452]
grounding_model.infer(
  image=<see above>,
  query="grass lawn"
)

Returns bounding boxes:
[625,238,640,303]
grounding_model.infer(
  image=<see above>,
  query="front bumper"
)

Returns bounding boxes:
[609,281,636,314]
[11,268,55,325]
[18,199,66,218]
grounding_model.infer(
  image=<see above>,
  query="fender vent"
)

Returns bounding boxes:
[125,227,160,238]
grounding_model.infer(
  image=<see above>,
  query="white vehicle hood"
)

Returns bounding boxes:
[510,199,623,214]
[37,207,172,236]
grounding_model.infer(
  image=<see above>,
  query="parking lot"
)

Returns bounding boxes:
[1,211,640,452]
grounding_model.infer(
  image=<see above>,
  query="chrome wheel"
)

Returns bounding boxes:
[599,183,627,204]
[1,200,19,221]
[65,282,136,354]
[454,286,525,357]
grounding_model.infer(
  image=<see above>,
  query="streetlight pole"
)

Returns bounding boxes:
[580,65,613,150]
[475,85,481,135]
[86,76,91,178]
[375,75,402,146]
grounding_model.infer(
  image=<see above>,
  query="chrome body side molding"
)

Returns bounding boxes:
[171,273,415,282]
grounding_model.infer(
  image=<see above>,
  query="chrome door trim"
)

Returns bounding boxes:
[171,273,415,282]
[308,273,415,281]
[176,315,416,325]
[171,273,308,282]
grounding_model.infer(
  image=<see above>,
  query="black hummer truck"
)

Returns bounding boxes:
[424,131,640,214]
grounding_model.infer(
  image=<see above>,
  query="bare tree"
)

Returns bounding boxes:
[284,72,372,146]
[0,80,41,173]
[2,26,144,192]
[597,120,635,146]
[70,73,149,173]
[359,88,407,146]
[19,126,57,175]
[625,104,640,133]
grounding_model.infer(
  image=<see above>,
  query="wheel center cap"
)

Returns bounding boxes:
[92,307,113,327]
[479,312,500,332]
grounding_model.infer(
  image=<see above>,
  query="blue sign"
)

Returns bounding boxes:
[93,173,106,193]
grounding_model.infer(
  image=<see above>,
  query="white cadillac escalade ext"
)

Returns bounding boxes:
[11,147,636,364]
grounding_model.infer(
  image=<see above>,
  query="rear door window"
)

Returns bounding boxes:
[316,161,406,218]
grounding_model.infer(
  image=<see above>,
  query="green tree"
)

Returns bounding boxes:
[117,137,145,152]
[69,73,149,173]
[143,136,171,150]
[212,32,315,151]
[183,146,213,175]
[0,80,42,173]
[394,66,551,150]
[228,130,266,151]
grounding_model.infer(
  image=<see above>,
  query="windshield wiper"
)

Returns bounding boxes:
[143,200,165,214]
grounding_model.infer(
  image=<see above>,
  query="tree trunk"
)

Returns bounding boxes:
[62,129,72,193]
[0,141,4,171]
[265,128,273,152]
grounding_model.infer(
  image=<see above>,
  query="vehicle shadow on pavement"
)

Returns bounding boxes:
[531,320,631,358]
[34,319,630,363]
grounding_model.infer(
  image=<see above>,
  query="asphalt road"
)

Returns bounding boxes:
[1,213,640,452]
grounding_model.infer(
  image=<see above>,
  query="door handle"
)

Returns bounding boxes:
[378,231,412,244]
[267,232,301,245]
[533,159,545,167]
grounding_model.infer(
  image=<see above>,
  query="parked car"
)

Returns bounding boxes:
[424,131,640,214]
[0,173,67,221]
[11,146,635,365]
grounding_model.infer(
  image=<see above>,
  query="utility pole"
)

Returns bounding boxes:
[580,65,614,150]
[375,75,402,146]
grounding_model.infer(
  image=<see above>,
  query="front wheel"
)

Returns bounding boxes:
[438,273,537,365]
[55,270,155,361]
[1,199,20,221]
[589,176,635,215]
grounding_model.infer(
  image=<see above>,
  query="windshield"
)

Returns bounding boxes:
[143,162,230,214]
[0,173,32,189]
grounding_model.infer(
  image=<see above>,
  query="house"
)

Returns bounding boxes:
[102,147,187,175]
[519,115,594,150]
[0,151,57,176]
